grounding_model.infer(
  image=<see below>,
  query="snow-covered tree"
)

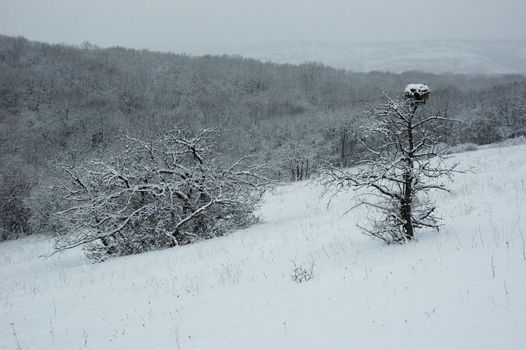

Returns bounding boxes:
[54,128,271,260]
[322,84,459,243]
[0,155,32,240]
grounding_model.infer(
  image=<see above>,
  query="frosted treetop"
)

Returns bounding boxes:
[404,83,430,99]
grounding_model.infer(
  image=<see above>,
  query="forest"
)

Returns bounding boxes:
[1,34,525,242]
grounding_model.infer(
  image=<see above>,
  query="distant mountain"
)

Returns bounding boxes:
[233,40,526,75]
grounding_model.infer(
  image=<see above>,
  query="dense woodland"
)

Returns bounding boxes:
[1,35,526,241]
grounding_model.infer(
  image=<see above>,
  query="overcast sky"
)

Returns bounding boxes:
[1,0,525,54]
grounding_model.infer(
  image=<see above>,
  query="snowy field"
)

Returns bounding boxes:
[1,143,526,350]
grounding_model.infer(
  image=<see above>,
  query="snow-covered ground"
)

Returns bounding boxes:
[1,143,526,350]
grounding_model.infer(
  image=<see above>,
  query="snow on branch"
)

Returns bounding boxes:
[321,84,463,243]
[53,127,272,261]
[404,83,430,102]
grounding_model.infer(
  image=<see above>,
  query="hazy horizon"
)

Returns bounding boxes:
[1,0,525,55]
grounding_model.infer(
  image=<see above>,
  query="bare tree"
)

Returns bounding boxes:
[321,84,459,243]
[54,127,271,260]
[0,155,32,240]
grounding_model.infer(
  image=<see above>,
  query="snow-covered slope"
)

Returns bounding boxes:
[1,143,526,350]
[234,40,526,74]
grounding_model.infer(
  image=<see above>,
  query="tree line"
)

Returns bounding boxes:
[1,35,525,244]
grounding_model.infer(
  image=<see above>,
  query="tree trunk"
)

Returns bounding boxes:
[340,127,347,167]
[401,106,417,240]
[401,174,414,240]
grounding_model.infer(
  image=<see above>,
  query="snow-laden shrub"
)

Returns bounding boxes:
[54,128,271,261]
[291,261,315,283]
[0,155,32,241]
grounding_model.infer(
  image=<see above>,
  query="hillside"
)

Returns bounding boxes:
[236,40,526,74]
[1,142,525,350]
[3,35,525,240]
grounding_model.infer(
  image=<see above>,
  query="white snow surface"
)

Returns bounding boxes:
[404,84,430,95]
[2,144,526,350]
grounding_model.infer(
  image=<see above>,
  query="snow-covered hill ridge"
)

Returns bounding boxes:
[1,142,526,349]
[234,40,526,74]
